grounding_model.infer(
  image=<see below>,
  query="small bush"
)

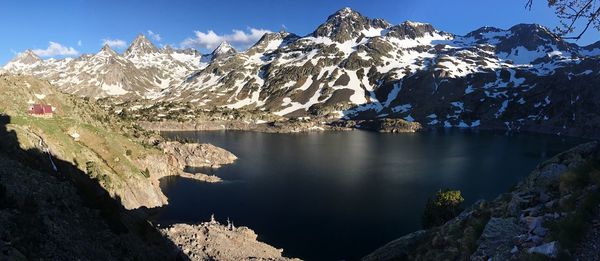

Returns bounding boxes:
[548,190,600,250]
[125,149,132,156]
[422,189,465,229]
[560,160,600,193]
[85,161,98,177]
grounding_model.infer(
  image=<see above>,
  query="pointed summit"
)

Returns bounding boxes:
[210,41,237,61]
[333,7,356,18]
[12,49,42,65]
[96,44,118,58]
[125,34,159,57]
[312,7,391,42]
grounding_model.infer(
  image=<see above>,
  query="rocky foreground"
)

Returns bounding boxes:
[364,141,600,260]
[161,217,301,261]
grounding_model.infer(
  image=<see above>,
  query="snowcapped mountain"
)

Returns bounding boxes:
[208,41,237,61]
[3,50,44,73]
[3,35,201,99]
[4,7,600,136]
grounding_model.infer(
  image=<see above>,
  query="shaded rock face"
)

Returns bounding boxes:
[162,219,301,261]
[0,150,177,260]
[363,141,600,261]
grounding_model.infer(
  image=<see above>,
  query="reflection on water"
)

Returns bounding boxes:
[183,166,219,175]
[155,129,585,261]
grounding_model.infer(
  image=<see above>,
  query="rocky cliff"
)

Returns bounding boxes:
[0,73,299,260]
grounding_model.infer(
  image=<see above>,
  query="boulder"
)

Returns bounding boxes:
[471,217,525,260]
[527,241,560,258]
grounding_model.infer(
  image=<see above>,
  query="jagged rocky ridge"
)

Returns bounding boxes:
[4,35,201,99]
[4,7,600,139]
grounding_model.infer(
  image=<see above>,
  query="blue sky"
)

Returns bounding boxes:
[2,0,599,64]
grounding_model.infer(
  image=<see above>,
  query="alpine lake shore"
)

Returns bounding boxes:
[137,108,600,260]
[1,73,599,260]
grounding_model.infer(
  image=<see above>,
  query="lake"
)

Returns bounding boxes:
[155,130,585,260]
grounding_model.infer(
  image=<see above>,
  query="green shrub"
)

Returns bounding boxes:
[422,189,465,228]
[125,149,132,156]
[548,190,600,250]
[85,161,98,177]
[560,160,600,192]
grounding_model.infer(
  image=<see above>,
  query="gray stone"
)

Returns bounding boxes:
[471,218,525,260]
[527,241,560,258]
[538,164,567,182]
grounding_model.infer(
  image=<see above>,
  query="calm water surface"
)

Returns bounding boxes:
[155,130,585,260]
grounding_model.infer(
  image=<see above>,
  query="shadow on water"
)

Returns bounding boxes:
[0,114,189,260]
[157,128,588,261]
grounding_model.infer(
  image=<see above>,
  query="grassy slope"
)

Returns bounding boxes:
[0,73,165,208]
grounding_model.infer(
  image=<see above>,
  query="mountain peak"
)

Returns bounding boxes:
[210,41,237,61]
[11,49,42,65]
[125,34,159,56]
[97,44,118,57]
[334,7,357,18]
[495,23,574,53]
[313,8,391,42]
[215,41,234,51]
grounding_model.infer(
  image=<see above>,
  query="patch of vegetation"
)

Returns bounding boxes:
[86,161,111,187]
[461,212,491,254]
[548,189,600,250]
[86,161,99,178]
[559,160,600,193]
[422,189,465,229]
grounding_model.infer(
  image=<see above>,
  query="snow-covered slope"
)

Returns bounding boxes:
[3,35,201,99]
[4,7,600,136]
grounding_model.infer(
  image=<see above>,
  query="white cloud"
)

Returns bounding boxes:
[32,42,79,57]
[181,27,271,50]
[147,30,161,42]
[77,40,82,47]
[102,38,127,49]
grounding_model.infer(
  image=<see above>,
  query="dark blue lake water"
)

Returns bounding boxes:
[155,130,585,260]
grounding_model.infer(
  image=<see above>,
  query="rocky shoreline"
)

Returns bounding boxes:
[160,216,301,261]
[363,141,600,260]
[138,118,424,134]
